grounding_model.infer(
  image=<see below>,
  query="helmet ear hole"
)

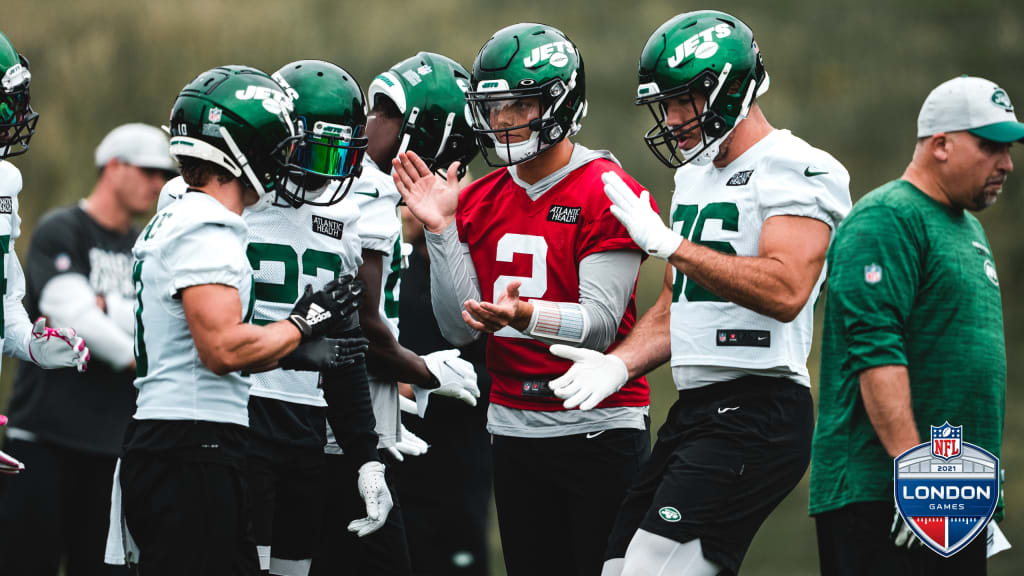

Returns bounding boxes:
[544,124,563,144]
[702,114,728,139]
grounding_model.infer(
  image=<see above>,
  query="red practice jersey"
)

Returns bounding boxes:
[457,158,654,411]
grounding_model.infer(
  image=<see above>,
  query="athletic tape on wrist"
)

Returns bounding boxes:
[526,300,587,343]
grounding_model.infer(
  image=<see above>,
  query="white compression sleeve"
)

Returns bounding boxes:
[3,249,34,361]
[526,250,641,351]
[425,222,482,346]
[39,273,135,369]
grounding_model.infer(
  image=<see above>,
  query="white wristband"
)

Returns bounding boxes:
[526,300,588,343]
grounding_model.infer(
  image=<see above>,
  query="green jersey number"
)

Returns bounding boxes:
[131,212,173,378]
[246,242,344,326]
[670,202,739,303]
[0,234,10,338]
[382,235,402,320]
[132,259,147,377]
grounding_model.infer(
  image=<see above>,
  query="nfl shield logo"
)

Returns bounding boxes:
[931,422,962,461]
[894,425,999,557]
[864,264,882,284]
[208,107,222,123]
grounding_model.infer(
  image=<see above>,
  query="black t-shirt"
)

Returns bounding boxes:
[6,204,138,456]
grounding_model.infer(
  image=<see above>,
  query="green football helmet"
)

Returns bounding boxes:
[0,30,38,159]
[636,10,769,167]
[273,60,368,206]
[167,65,296,200]
[368,52,477,179]
[466,23,587,167]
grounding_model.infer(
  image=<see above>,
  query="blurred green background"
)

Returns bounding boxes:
[1,0,1021,573]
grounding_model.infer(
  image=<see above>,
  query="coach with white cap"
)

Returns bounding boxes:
[0,122,175,576]
[809,75,1019,576]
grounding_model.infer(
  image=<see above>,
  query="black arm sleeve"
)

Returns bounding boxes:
[321,326,380,466]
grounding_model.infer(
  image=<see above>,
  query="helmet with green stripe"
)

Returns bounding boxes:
[368,52,477,179]
[0,30,38,159]
[167,65,296,201]
[466,23,587,166]
[273,60,368,206]
[636,10,769,167]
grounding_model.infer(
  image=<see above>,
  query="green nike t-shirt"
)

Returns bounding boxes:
[809,179,1006,520]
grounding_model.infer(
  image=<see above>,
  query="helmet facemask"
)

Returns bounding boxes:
[0,55,38,159]
[639,61,763,168]
[274,115,367,207]
[467,73,583,167]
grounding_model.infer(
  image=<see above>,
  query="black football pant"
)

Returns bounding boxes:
[816,501,987,576]
[492,428,649,576]
[397,396,493,576]
[120,450,259,576]
[0,437,133,576]
[312,450,411,576]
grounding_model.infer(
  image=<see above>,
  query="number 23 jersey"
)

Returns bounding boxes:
[457,158,653,411]
[668,129,851,389]
[244,189,363,407]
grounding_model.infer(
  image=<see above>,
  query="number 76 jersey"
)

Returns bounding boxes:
[456,158,654,412]
[667,129,851,389]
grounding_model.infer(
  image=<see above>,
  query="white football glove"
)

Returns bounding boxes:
[385,423,429,462]
[602,171,682,260]
[347,461,394,538]
[890,510,921,549]
[399,395,418,416]
[28,318,90,372]
[0,415,24,475]
[413,349,479,417]
[548,344,629,411]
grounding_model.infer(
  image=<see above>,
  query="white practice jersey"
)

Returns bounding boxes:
[325,157,404,451]
[131,190,254,426]
[0,161,35,372]
[669,129,851,390]
[244,189,363,407]
[350,157,403,336]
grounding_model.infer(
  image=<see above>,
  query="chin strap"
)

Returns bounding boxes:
[218,126,268,197]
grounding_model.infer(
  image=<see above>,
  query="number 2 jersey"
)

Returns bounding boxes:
[132,190,254,426]
[668,129,851,390]
[457,155,651,413]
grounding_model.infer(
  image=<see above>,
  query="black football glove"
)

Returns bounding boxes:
[279,336,369,372]
[288,276,364,340]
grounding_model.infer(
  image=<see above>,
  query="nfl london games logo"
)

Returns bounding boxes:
[894,423,999,557]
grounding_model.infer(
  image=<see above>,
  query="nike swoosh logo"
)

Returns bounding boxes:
[717,406,740,414]
[355,188,380,198]
[585,431,606,439]
[757,336,768,341]
[804,167,829,177]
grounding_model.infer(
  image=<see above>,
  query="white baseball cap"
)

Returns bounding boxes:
[94,123,178,172]
[917,76,1024,143]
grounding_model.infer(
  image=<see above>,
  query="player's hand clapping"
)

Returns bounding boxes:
[391,151,461,234]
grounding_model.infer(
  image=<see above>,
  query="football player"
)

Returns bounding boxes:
[313,52,481,576]
[393,24,654,575]
[0,29,90,476]
[547,11,852,575]
[241,60,388,576]
[118,65,366,575]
